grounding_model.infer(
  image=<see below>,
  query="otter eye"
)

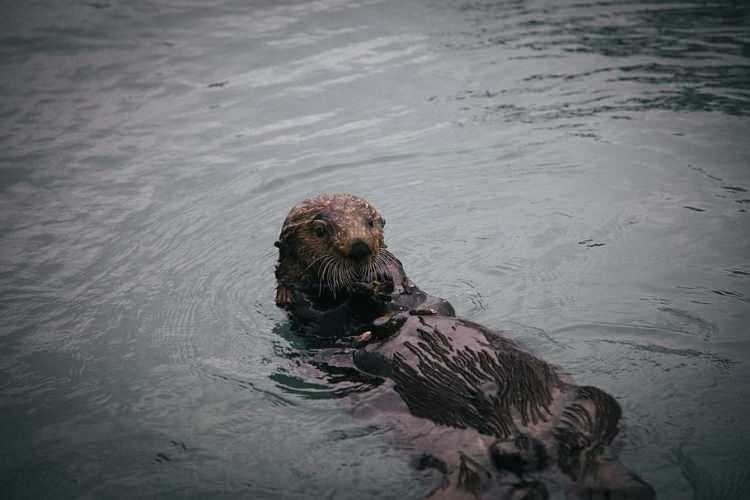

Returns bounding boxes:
[368,219,374,228]
[313,222,327,238]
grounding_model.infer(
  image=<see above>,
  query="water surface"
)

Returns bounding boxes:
[1,0,749,498]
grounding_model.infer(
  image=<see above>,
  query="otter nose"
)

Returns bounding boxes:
[348,238,373,260]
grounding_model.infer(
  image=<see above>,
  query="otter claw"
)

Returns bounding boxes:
[351,282,372,294]
[351,281,383,293]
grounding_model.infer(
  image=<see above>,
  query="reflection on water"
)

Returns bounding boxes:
[1,0,749,498]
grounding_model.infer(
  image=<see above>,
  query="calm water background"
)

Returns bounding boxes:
[1,0,749,498]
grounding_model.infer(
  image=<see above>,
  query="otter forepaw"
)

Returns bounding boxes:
[351,281,376,295]
[275,285,294,308]
[351,280,392,303]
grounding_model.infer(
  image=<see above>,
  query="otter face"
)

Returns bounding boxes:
[276,193,395,296]
[308,198,384,261]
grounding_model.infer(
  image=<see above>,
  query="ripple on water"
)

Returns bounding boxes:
[1,0,749,498]
[655,306,717,340]
[429,0,750,131]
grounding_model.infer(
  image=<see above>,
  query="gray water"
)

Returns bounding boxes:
[1,0,749,498]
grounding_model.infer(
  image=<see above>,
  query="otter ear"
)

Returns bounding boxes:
[275,235,291,253]
[276,229,297,257]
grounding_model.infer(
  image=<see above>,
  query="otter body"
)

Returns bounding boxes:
[350,311,654,499]
[274,194,655,499]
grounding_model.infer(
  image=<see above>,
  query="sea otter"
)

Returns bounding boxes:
[274,194,655,499]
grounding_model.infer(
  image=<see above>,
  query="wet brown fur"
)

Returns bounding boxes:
[275,193,394,306]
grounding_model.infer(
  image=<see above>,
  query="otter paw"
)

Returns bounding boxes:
[275,286,294,308]
[371,280,393,298]
[351,281,374,294]
[351,280,392,300]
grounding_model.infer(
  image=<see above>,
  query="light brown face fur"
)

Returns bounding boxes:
[275,193,396,305]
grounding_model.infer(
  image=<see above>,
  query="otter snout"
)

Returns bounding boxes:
[348,238,373,260]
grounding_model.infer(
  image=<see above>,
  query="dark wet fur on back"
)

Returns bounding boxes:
[389,318,559,438]
[352,313,655,499]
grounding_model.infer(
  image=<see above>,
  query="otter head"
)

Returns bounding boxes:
[275,193,394,301]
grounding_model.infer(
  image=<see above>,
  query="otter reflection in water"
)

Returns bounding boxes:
[274,193,655,500]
